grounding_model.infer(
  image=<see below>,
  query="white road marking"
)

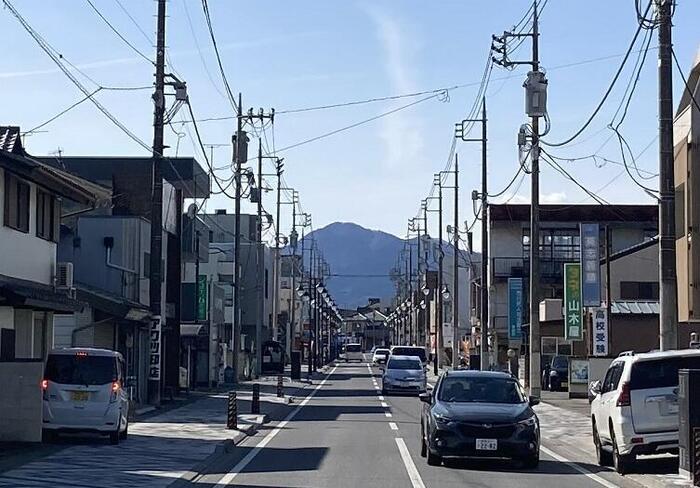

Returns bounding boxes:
[375,386,381,390]
[381,402,389,408]
[389,422,398,430]
[378,395,385,401]
[214,366,338,486]
[385,411,392,417]
[540,446,618,488]
[395,437,426,488]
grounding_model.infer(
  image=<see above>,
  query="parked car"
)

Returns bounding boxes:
[419,370,540,468]
[590,349,700,474]
[372,348,390,365]
[344,343,364,362]
[390,346,428,365]
[382,355,427,395]
[42,348,129,444]
[548,355,569,391]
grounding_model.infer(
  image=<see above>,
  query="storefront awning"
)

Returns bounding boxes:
[181,323,208,337]
[0,274,83,312]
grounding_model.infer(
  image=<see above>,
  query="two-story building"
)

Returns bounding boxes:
[0,126,109,441]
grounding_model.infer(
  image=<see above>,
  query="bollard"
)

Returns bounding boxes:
[227,391,237,429]
[251,383,260,414]
[277,375,284,398]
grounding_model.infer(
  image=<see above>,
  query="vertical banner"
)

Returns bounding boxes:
[197,275,208,321]
[580,223,601,307]
[508,278,523,340]
[564,263,583,340]
[149,316,162,380]
[592,307,609,356]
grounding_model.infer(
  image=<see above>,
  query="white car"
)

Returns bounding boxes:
[590,349,700,474]
[42,348,129,444]
[344,343,364,362]
[372,348,390,365]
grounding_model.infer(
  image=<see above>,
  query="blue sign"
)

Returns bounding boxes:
[508,278,523,340]
[580,223,601,307]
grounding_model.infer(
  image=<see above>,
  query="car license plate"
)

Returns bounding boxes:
[476,439,497,451]
[71,391,89,402]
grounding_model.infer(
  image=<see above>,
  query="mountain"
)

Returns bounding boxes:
[300,222,401,308]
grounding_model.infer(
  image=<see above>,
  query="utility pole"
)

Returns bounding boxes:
[148,0,166,405]
[255,139,264,377]
[272,160,283,344]
[289,193,298,359]
[456,97,488,370]
[416,218,421,346]
[657,0,677,350]
[437,175,444,373]
[452,153,460,369]
[232,93,245,384]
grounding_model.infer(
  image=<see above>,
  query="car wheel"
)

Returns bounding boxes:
[420,423,427,458]
[611,430,634,475]
[593,421,612,466]
[521,453,539,469]
[119,418,128,441]
[427,449,442,466]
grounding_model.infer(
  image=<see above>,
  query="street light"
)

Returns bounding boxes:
[441,285,451,301]
[422,285,430,297]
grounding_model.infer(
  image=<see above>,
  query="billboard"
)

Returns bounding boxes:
[564,263,583,340]
[580,223,601,307]
[508,278,523,340]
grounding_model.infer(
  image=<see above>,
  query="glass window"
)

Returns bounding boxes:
[45,354,117,385]
[630,356,700,390]
[601,364,617,393]
[3,173,30,233]
[387,358,422,370]
[541,337,557,355]
[438,376,526,404]
[36,189,59,242]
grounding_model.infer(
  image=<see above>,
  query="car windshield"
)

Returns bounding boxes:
[391,347,426,361]
[45,354,117,386]
[346,344,361,352]
[551,356,569,369]
[387,358,422,370]
[438,376,526,404]
[375,349,390,355]
[630,356,700,390]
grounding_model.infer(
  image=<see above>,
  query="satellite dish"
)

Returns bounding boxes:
[187,203,197,219]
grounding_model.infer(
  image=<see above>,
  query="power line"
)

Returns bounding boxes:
[85,0,154,65]
[23,88,102,135]
[200,0,239,114]
[541,0,651,148]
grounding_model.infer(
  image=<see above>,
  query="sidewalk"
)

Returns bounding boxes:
[0,372,316,487]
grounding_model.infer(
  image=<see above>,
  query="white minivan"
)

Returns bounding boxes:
[590,349,700,474]
[344,343,364,362]
[42,348,129,444]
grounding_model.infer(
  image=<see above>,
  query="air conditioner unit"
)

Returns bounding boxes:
[56,262,74,289]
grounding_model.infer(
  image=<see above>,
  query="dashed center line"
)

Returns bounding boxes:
[381,401,389,408]
[389,422,398,430]
[378,395,385,401]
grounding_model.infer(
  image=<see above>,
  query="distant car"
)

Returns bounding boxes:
[548,355,569,391]
[42,348,129,444]
[390,346,428,365]
[382,355,426,395]
[344,343,363,362]
[419,370,540,468]
[590,349,700,474]
[372,348,390,365]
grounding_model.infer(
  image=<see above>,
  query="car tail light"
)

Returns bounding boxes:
[110,381,120,402]
[616,382,631,407]
[41,379,48,390]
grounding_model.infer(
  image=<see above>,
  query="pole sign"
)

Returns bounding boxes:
[507,278,523,340]
[580,223,601,307]
[564,263,583,340]
[149,315,162,380]
[592,307,609,357]
[197,275,208,321]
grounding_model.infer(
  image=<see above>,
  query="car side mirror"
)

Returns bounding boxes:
[589,380,601,395]
[419,392,432,404]
[528,395,540,406]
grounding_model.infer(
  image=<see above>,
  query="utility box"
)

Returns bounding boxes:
[675,51,700,322]
[678,369,700,484]
[290,350,301,380]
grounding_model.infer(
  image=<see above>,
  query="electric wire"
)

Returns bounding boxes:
[201,0,239,114]
[85,0,154,65]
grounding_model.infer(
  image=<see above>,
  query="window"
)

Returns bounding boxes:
[36,189,60,242]
[3,173,30,233]
[620,281,659,300]
[523,228,580,261]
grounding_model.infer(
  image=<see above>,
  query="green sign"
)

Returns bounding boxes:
[564,263,582,340]
[197,275,208,321]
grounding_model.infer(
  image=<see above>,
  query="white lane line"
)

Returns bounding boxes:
[378,395,385,401]
[395,438,426,488]
[381,402,389,408]
[214,366,338,486]
[385,411,392,417]
[375,386,381,390]
[389,422,398,430]
[540,446,618,488]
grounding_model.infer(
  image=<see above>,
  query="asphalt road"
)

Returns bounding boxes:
[185,360,651,488]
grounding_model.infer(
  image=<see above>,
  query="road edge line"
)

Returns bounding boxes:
[395,437,426,488]
[540,445,618,488]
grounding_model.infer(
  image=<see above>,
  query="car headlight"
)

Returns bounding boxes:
[550,370,558,377]
[517,415,538,428]
[433,413,452,427]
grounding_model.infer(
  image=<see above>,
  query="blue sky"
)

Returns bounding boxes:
[3,1,700,246]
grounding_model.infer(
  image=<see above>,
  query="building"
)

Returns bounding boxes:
[0,127,109,441]
[39,155,208,401]
[488,203,660,367]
